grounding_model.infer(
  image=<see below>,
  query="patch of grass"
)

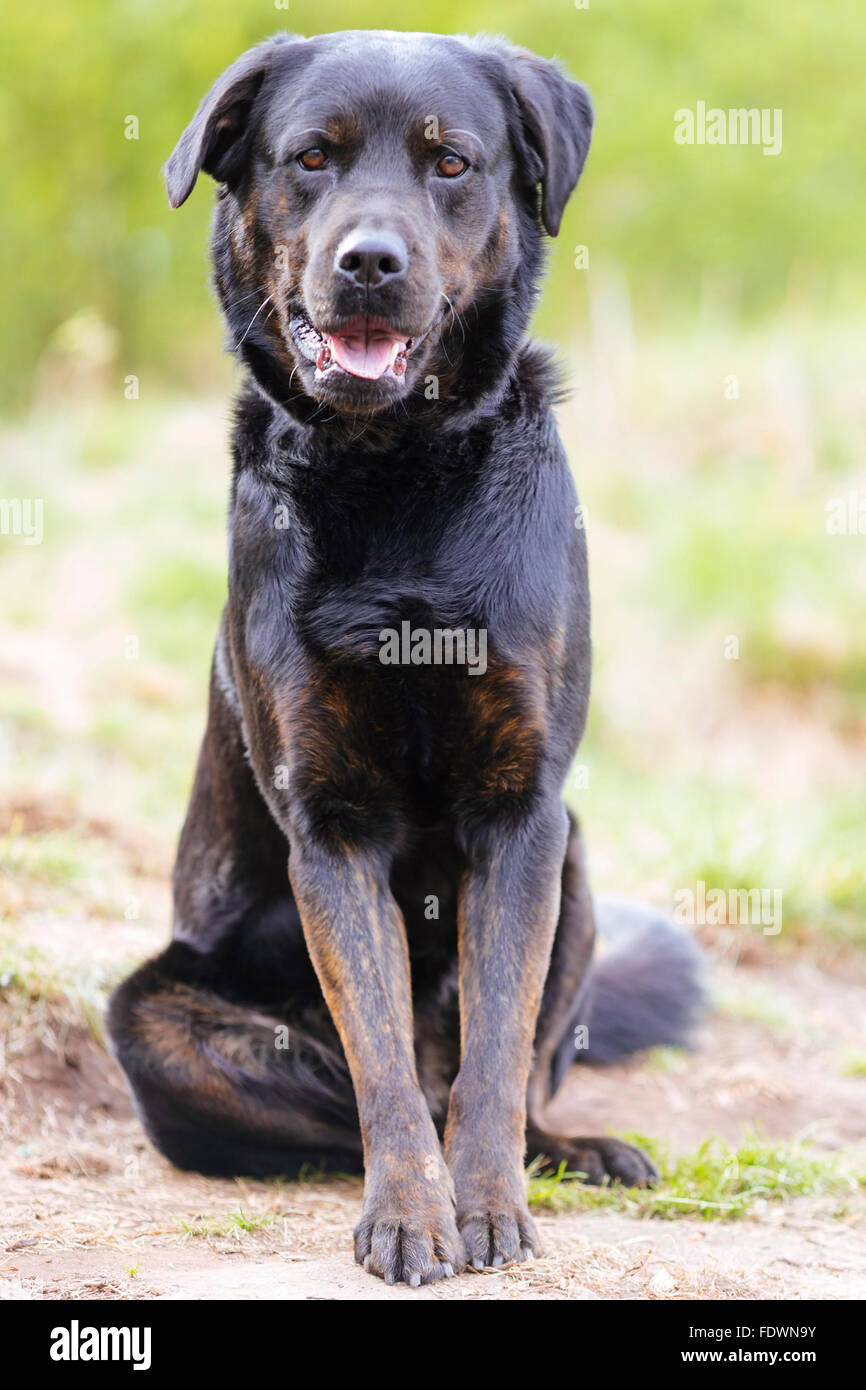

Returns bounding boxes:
[571,756,866,954]
[0,929,125,1043]
[0,689,53,733]
[0,818,135,935]
[179,1208,277,1239]
[639,459,866,711]
[0,935,56,1001]
[527,1133,865,1221]
[293,1163,361,1186]
[840,1053,866,1079]
[0,824,89,891]
[642,1047,690,1074]
[714,983,797,1033]
[127,553,226,670]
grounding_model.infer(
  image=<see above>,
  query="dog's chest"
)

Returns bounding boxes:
[291,571,543,828]
[297,476,488,663]
[242,444,554,823]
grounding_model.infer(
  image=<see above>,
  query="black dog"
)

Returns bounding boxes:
[108,30,702,1286]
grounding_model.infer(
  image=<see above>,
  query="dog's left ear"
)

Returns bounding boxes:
[490,43,594,237]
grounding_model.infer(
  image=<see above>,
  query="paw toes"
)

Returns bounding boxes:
[459,1208,539,1270]
[491,1213,522,1263]
[607,1141,658,1187]
[571,1148,606,1184]
[355,1216,462,1285]
[567,1137,658,1188]
[460,1213,494,1269]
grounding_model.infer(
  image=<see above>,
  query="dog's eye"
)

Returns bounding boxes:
[436,153,467,178]
[298,148,328,171]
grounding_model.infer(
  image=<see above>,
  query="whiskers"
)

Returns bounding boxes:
[224,282,270,312]
[439,291,474,369]
[236,293,275,347]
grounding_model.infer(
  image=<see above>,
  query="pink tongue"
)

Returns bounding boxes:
[327,330,405,380]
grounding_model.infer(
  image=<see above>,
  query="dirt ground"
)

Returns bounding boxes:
[2,921,865,1301]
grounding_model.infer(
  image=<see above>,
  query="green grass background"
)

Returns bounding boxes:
[1,0,865,407]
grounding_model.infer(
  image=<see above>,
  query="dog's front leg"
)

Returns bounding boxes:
[445,799,569,1268]
[289,835,464,1284]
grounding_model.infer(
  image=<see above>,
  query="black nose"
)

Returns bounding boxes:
[335,228,409,287]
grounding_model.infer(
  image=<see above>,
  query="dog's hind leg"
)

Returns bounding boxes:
[525,814,704,1186]
[108,942,362,1177]
[108,612,362,1177]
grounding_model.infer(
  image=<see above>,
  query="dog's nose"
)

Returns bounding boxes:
[335,229,409,287]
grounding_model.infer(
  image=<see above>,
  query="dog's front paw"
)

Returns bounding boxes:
[449,1137,541,1270]
[529,1133,658,1187]
[457,1198,540,1271]
[354,1169,464,1286]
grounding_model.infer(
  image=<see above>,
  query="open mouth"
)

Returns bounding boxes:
[289,314,423,383]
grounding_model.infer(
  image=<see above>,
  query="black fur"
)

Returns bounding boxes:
[109,29,704,1286]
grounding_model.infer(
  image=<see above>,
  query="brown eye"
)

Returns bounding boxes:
[298,147,327,170]
[436,152,467,178]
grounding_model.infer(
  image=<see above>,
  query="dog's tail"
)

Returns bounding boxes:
[552,897,706,1088]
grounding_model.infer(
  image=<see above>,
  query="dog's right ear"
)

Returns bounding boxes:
[164,35,298,209]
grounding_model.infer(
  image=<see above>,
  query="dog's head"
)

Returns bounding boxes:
[166,31,592,420]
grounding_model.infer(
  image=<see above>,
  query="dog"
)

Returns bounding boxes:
[108,29,703,1286]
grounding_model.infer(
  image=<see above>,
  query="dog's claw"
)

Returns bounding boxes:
[355,1200,465,1286]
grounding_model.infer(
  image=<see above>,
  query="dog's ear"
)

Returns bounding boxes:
[491,43,594,237]
[164,35,298,209]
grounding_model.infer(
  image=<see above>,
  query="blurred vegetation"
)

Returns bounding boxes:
[0,5,864,970]
[1,0,865,409]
